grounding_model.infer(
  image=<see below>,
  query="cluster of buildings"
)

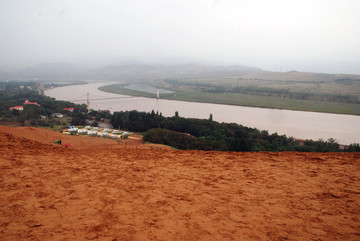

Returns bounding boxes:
[65,126,129,139]
[9,99,41,111]
[9,99,75,118]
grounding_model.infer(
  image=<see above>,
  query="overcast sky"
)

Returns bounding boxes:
[1,0,360,74]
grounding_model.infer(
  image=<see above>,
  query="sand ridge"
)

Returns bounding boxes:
[0,126,359,240]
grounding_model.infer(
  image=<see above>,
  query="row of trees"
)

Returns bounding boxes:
[112,110,359,152]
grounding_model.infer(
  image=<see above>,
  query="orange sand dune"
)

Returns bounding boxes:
[0,126,359,240]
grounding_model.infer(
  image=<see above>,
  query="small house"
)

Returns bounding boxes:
[68,126,78,132]
[52,113,64,118]
[62,107,74,112]
[77,129,87,134]
[88,130,97,135]
[10,106,24,111]
[24,99,40,106]
[97,132,108,137]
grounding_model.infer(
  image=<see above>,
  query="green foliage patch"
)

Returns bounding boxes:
[112,110,358,152]
[0,81,87,128]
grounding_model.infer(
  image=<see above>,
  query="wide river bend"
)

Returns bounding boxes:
[45,82,360,145]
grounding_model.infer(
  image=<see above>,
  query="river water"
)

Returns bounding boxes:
[45,82,360,145]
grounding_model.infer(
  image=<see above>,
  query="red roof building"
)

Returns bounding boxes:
[24,99,40,106]
[10,106,24,111]
[62,107,75,112]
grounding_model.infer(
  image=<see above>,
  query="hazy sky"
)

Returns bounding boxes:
[1,0,360,73]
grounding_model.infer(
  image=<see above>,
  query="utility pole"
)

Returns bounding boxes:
[87,92,90,111]
[39,82,44,95]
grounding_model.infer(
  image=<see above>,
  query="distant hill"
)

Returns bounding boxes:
[4,63,85,81]
[1,62,360,82]
[0,71,10,81]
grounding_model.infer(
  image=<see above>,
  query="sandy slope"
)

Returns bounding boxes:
[0,126,359,240]
[0,126,167,150]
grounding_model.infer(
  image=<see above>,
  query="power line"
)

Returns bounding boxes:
[69,96,136,102]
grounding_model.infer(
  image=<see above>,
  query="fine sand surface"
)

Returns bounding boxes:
[0,126,359,240]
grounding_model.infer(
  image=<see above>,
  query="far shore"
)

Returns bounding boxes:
[98,83,360,116]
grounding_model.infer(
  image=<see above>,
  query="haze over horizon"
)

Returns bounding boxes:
[1,0,360,74]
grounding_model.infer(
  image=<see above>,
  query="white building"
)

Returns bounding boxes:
[68,126,78,132]
[77,129,88,134]
[88,131,98,135]
[52,113,64,118]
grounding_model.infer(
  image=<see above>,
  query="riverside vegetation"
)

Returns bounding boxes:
[111,110,360,152]
[0,81,89,128]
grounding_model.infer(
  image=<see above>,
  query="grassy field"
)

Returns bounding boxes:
[99,84,360,115]
[155,77,360,96]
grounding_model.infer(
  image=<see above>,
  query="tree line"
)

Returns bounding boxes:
[111,110,359,152]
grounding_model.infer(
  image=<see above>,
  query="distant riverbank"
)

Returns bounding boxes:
[99,83,360,116]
